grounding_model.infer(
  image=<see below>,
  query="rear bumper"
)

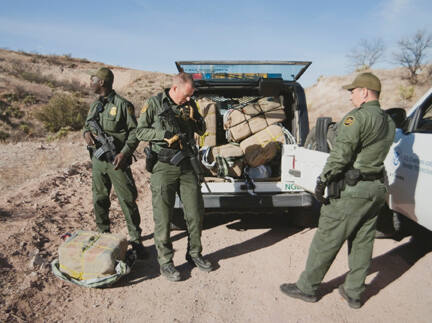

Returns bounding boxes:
[174,192,314,209]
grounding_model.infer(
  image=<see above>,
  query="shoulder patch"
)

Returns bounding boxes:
[127,105,134,115]
[141,102,149,114]
[343,116,355,126]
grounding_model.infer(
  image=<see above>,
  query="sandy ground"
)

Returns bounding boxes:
[1,137,432,323]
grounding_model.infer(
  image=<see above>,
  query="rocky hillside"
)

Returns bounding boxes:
[1,48,431,142]
[306,66,432,126]
[0,49,172,142]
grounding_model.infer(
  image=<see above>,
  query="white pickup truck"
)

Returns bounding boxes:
[173,61,315,218]
[285,87,432,233]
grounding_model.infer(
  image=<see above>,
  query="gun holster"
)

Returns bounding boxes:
[327,177,345,199]
[144,146,157,173]
[345,169,362,186]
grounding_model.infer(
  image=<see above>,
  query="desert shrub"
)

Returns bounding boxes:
[0,103,24,122]
[45,55,64,66]
[22,94,38,106]
[0,130,10,141]
[19,123,31,134]
[399,85,415,101]
[34,93,88,132]
[47,126,71,141]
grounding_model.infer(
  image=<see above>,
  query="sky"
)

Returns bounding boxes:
[1,0,431,87]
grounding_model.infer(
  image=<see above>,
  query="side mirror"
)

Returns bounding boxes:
[385,108,406,129]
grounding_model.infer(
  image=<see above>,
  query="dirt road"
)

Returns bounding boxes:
[1,138,432,322]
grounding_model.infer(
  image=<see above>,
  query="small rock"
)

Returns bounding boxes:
[29,252,44,269]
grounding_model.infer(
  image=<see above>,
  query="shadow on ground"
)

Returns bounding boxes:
[116,208,319,286]
[319,230,432,304]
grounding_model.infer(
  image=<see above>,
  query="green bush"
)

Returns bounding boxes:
[399,85,415,101]
[19,123,31,134]
[47,126,71,141]
[0,130,10,141]
[34,93,88,132]
[0,103,24,122]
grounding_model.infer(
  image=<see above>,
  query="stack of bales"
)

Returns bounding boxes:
[197,97,287,178]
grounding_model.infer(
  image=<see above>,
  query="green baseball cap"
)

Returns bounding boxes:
[342,72,381,92]
[91,67,114,84]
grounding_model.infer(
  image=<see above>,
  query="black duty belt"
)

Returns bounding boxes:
[360,170,384,181]
[157,148,180,163]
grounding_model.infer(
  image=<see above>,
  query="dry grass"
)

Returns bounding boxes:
[0,133,88,190]
[305,65,432,127]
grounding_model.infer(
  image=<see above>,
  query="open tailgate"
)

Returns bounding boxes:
[283,145,329,193]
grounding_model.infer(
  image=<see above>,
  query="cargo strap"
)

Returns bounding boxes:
[255,127,284,148]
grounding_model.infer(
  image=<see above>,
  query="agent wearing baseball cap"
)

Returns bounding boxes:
[83,67,146,258]
[280,72,395,308]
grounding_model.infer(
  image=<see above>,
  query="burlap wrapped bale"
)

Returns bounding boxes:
[196,98,217,147]
[224,103,268,142]
[258,97,281,112]
[225,109,252,142]
[264,106,286,126]
[58,231,128,280]
[207,143,244,178]
[240,124,286,167]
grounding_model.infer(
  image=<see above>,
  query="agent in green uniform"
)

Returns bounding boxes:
[83,67,146,258]
[280,73,395,308]
[136,72,213,281]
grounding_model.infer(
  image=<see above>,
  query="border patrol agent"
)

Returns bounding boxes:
[280,73,395,308]
[136,72,213,281]
[83,67,146,258]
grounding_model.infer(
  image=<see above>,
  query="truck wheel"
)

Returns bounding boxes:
[315,117,332,152]
[171,208,187,231]
[304,117,336,152]
[376,204,406,241]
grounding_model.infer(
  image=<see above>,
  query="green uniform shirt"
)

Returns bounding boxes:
[83,90,138,157]
[320,100,395,182]
[136,89,206,151]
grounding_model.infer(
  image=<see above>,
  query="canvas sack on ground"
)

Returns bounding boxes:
[58,230,128,280]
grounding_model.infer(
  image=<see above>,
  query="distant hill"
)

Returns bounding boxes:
[0,49,171,141]
[306,66,432,127]
[1,49,431,141]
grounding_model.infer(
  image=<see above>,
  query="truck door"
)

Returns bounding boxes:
[385,92,432,231]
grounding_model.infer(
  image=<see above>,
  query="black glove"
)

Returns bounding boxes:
[315,177,329,205]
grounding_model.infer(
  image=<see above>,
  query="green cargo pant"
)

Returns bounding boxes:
[150,160,205,266]
[296,179,386,300]
[92,158,142,242]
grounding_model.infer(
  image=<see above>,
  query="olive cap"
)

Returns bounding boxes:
[342,72,381,92]
[91,67,114,84]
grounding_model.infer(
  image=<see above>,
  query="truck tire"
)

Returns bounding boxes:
[304,117,337,152]
[315,117,332,152]
[376,204,407,241]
